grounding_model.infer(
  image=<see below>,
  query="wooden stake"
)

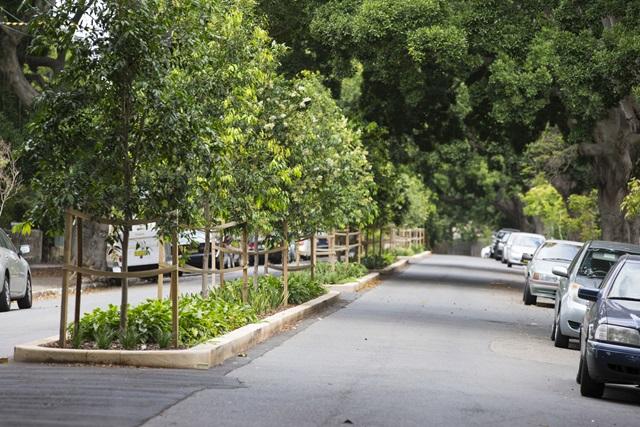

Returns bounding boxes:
[171,230,179,348]
[202,228,210,298]
[157,239,165,300]
[357,228,362,264]
[73,217,83,338]
[329,229,336,271]
[58,212,73,348]
[119,227,130,332]
[242,224,248,304]
[219,231,225,288]
[345,227,350,265]
[253,235,259,289]
[282,221,289,306]
[310,232,316,280]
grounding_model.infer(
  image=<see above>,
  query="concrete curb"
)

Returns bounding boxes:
[327,272,380,293]
[14,291,340,370]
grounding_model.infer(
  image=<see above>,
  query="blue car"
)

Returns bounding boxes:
[577,254,640,398]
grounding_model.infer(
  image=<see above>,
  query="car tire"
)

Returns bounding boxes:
[0,274,10,312]
[579,356,604,398]
[576,357,583,384]
[17,274,32,309]
[523,280,537,306]
[507,262,512,268]
[553,304,570,348]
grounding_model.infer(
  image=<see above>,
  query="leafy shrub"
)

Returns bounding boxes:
[72,271,329,348]
[75,304,120,342]
[313,262,367,285]
[361,253,396,270]
[287,274,326,305]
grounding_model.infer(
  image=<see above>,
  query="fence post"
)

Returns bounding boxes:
[357,228,362,264]
[120,226,130,332]
[202,207,210,298]
[282,221,289,306]
[329,229,336,271]
[171,229,179,349]
[58,211,73,348]
[157,239,165,300]
[253,235,259,289]
[345,227,350,265]
[311,232,316,280]
[242,224,248,304]
[219,230,225,288]
[73,217,83,340]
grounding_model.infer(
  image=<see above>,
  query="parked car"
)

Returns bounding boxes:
[503,232,545,267]
[522,239,582,305]
[492,228,519,260]
[577,254,640,398]
[551,240,640,348]
[0,229,32,312]
[297,235,329,260]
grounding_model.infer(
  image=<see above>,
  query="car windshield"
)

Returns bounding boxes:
[578,249,637,279]
[513,235,544,247]
[537,243,580,262]
[609,262,640,300]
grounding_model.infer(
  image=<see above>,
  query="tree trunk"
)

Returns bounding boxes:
[581,101,640,243]
[82,221,109,271]
[0,28,37,108]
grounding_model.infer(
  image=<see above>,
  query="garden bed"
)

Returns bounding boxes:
[14,262,379,369]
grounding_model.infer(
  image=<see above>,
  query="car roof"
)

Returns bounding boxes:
[620,254,640,262]
[542,239,583,246]
[587,240,640,252]
[499,228,520,232]
[511,232,545,238]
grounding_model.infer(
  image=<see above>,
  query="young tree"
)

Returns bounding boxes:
[27,0,209,329]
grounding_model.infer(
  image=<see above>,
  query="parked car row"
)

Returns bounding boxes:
[491,228,640,399]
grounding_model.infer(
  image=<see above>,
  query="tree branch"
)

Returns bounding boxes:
[0,27,37,108]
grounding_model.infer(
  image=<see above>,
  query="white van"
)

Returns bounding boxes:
[107,223,161,275]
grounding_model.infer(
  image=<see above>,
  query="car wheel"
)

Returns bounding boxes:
[523,280,537,306]
[579,356,604,398]
[17,274,32,309]
[0,274,10,312]
[507,262,512,268]
[553,304,570,348]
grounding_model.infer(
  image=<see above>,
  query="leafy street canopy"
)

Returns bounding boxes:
[1,0,640,251]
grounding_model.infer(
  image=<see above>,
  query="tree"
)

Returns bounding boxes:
[27,0,213,329]
[0,138,20,219]
[488,1,640,242]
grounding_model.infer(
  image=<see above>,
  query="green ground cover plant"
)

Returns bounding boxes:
[361,253,396,270]
[70,273,329,349]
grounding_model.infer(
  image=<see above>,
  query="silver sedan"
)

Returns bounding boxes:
[0,229,32,312]
[522,239,582,305]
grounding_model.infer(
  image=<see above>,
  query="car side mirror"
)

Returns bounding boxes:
[577,287,599,302]
[19,244,31,256]
[521,253,533,263]
[552,266,569,278]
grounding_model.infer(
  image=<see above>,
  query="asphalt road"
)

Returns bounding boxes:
[2,255,640,426]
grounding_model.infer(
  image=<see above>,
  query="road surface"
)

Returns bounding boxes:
[1,255,639,426]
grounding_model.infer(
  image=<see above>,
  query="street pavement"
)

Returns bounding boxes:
[2,255,640,426]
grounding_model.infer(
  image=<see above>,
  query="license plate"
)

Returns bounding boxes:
[134,250,146,257]
[112,266,122,273]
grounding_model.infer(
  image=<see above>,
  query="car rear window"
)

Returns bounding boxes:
[537,243,580,262]
[513,235,544,247]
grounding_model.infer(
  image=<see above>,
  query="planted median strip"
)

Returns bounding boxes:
[14,262,382,369]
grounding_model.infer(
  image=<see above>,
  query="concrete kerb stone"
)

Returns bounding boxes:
[327,272,380,293]
[13,291,340,370]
